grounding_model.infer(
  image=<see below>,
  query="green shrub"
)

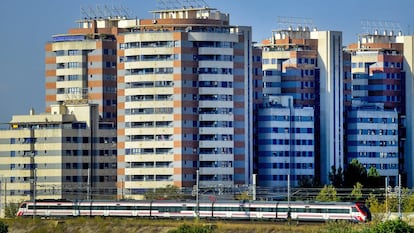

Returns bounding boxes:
[366,219,414,233]
[0,221,8,233]
[4,203,19,218]
[319,221,361,233]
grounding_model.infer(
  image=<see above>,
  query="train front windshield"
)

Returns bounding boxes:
[356,203,371,221]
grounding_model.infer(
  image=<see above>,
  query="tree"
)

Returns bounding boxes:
[387,187,409,212]
[344,159,367,188]
[144,185,184,200]
[366,166,383,188]
[367,166,380,177]
[350,182,363,201]
[329,166,344,187]
[403,192,414,212]
[366,193,385,213]
[4,203,19,218]
[316,185,339,202]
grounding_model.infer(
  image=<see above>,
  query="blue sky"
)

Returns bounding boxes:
[0,0,413,123]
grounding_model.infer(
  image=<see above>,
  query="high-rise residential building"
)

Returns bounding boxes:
[347,32,404,111]
[397,35,414,186]
[116,6,253,198]
[346,107,399,184]
[45,22,119,124]
[257,96,314,187]
[346,31,409,184]
[45,4,255,199]
[0,104,117,215]
[252,46,263,180]
[259,27,343,185]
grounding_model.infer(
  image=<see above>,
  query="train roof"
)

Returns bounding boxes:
[22,199,364,206]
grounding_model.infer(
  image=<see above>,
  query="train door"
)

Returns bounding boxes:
[73,201,80,217]
[132,204,138,217]
[45,207,50,217]
[104,205,109,217]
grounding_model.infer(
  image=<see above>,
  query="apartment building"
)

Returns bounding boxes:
[31,3,414,196]
[346,31,408,184]
[115,6,253,198]
[257,96,314,187]
[397,35,414,186]
[260,27,343,185]
[44,5,255,200]
[346,107,399,184]
[45,21,119,124]
[0,104,117,215]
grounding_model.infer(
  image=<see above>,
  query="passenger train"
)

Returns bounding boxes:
[17,199,371,222]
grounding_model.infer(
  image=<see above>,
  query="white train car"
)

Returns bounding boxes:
[17,200,371,222]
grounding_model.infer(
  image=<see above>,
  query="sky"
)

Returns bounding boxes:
[0,0,413,123]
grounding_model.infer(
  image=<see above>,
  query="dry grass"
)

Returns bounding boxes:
[2,218,368,233]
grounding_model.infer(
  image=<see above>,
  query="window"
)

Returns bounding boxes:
[68,62,80,68]
[57,63,65,69]
[68,50,79,56]
[67,87,80,94]
[68,75,79,81]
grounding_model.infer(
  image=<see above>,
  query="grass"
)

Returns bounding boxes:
[1,218,370,233]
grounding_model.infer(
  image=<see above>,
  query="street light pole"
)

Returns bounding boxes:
[287,174,291,221]
[196,169,199,218]
[33,168,37,221]
[385,177,388,216]
[398,174,402,219]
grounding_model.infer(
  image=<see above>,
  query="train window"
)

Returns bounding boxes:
[95,206,107,211]
[136,205,149,210]
[171,207,181,212]
[158,207,181,213]
[79,206,96,210]
[277,208,288,212]
[108,205,132,210]
[20,203,27,208]
[28,205,48,210]
[54,205,70,210]
[215,207,225,211]
[293,208,305,212]
[327,209,349,214]
[158,207,167,212]
[199,207,211,211]
[309,208,322,213]
[182,206,193,211]
[352,207,358,212]
[215,206,239,212]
